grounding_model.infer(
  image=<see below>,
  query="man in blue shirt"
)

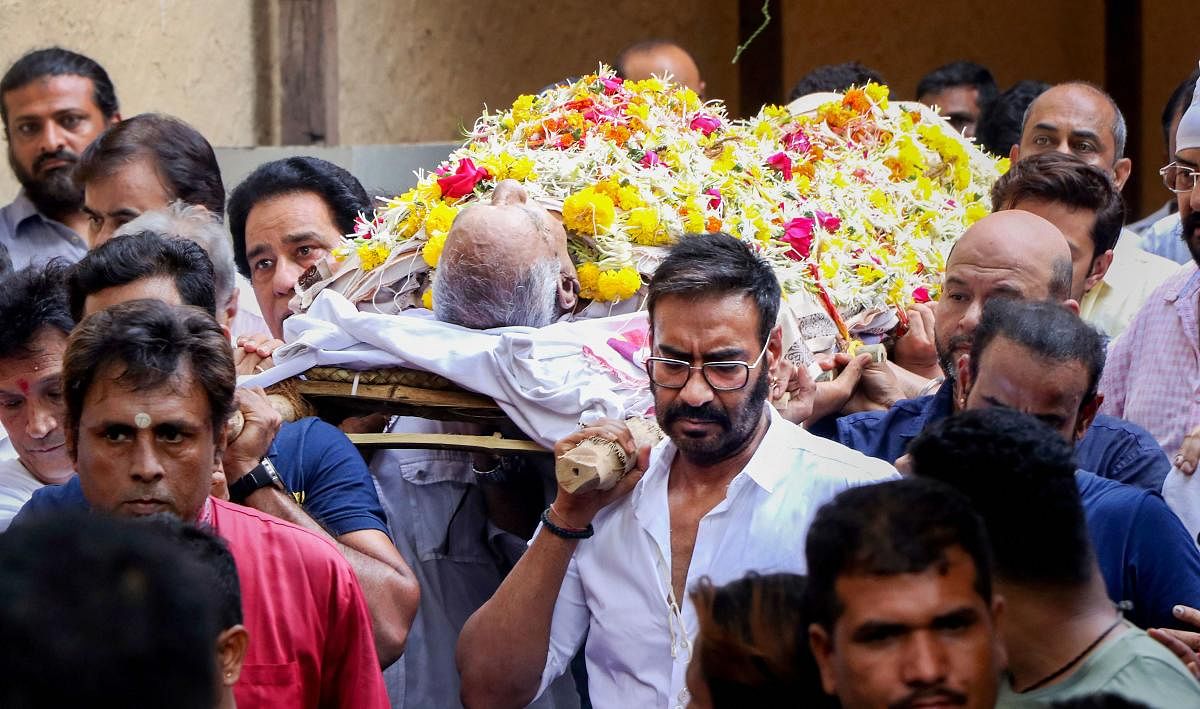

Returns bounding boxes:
[910,296,1200,630]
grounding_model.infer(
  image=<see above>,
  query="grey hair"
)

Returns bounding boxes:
[114,202,237,310]
[1049,256,1073,301]
[433,255,559,329]
[1020,81,1127,160]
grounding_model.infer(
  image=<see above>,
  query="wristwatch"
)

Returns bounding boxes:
[229,458,287,504]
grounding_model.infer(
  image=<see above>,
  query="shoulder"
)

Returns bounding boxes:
[1099,630,1200,698]
[211,498,349,569]
[784,423,899,483]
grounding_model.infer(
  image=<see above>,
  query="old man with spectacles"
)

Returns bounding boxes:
[456,232,897,708]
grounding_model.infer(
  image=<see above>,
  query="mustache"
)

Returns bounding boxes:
[33,148,79,173]
[890,686,968,709]
[661,401,730,428]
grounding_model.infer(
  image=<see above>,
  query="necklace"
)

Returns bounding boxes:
[1021,615,1124,692]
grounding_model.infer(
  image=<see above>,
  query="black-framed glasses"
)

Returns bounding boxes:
[1159,162,1200,194]
[645,341,770,391]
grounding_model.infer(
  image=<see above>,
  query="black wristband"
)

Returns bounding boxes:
[540,507,594,539]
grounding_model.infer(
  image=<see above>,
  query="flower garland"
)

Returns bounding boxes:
[338,66,1007,329]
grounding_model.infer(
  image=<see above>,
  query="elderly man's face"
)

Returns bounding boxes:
[0,327,73,485]
[72,361,219,521]
[1013,85,1132,190]
[82,156,173,246]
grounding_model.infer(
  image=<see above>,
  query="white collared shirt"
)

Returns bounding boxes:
[534,405,898,708]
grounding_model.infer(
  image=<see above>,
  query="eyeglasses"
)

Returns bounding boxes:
[645,341,770,391]
[1159,162,1200,193]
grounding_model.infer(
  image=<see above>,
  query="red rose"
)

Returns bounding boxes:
[690,114,722,136]
[436,158,491,199]
[767,152,793,181]
[815,210,841,232]
[782,217,814,260]
[912,286,932,303]
[704,188,722,210]
[783,129,811,153]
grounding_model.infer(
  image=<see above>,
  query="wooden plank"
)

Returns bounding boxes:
[736,0,783,118]
[278,0,338,145]
[296,379,502,411]
[348,433,549,455]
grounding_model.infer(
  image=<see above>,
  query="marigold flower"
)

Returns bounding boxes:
[422,232,447,267]
[577,262,601,299]
[596,267,642,302]
[562,188,615,235]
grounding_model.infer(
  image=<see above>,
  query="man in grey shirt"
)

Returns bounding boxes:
[0,48,120,268]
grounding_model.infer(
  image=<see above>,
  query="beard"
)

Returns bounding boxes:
[1184,210,1200,269]
[936,331,971,384]
[656,366,770,465]
[8,146,84,219]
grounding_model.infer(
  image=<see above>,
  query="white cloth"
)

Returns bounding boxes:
[1080,229,1182,338]
[1163,466,1200,548]
[1179,63,1200,152]
[0,457,44,532]
[241,290,654,448]
[533,406,898,708]
[230,273,270,339]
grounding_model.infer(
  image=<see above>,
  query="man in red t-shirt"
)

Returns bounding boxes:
[55,298,388,708]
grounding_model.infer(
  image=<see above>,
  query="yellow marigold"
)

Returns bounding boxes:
[511,94,536,124]
[562,188,616,235]
[885,137,926,181]
[615,185,642,211]
[965,201,990,225]
[819,261,839,281]
[865,83,890,109]
[626,207,667,245]
[712,143,737,174]
[577,261,601,300]
[856,263,885,284]
[332,245,351,262]
[422,232,447,267]
[996,157,1011,174]
[357,242,390,271]
[681,199,705,233]
[424,202,458,238]
[421,289,433,310]
[596,267,642,302]
[417,180,443,203]
[796,174,812,196]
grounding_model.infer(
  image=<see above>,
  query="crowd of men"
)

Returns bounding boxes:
[2,38,1200,709]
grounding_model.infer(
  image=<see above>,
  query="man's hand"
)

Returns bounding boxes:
[771,357,816,424]
[892,303,942,380]
[842,355,905,415]
[233,333,284,375]
[551,419,649,528]
[809,353,869,422]
[1175,425,1200,475]
[224,387,283,479]
[1149,605,1200,680]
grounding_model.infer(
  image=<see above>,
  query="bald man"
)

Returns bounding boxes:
[433,179,579,329]
[825,211,1167,488]
[616,39,705,97]
[1012,82,1180,337]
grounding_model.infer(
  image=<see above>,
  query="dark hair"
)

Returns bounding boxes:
[909,408,1093,588]
[1163,68,1200,147]
[647,232,781,345]
[916,60,999,109]
[0,260,74,360]
[991,151,1125,257]
[805,478,993,631]
[227,156,370,276]
[975,80,1049,156]
[787,62,886,102]
[691,573,833,709]
[971,298,1106,406]
[67,231,216,322]
[75,113,224,217]
[144,516,242,630]
[0,513,217,709]
[63,299,236,445]
[0,47,119,132]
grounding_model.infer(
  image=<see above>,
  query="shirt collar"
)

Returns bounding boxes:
[1165,262,1200,304]
[3,190,40,231]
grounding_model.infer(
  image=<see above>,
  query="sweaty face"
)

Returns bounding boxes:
[1009,199,1102,302]
[72,362,219,521]
[0,328,72,485]
[1016,86,1129,189]
[4,74,112,219]
[1177,147,1200,267]
[810,546,1002,709]
[83,157,174,245]
[244,191,344,339]
[962,337,1090,443]
[650,293,775,466]
[921,86,982,138]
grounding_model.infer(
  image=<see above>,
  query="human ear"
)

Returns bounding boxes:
[216,625,249,685]
[808,623,838,695]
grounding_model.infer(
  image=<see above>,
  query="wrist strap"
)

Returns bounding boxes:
[540,507,594,539]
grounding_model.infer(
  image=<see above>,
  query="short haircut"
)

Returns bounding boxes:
[647,232,781,346]
[76,113,225,217]
[787,62,886,102]
[0,47,118,132]
[0,513,218,709]
[227,156,370,276]
[909,408,1093,588]
[691,573,833,709]
[62,299,236,445]
[991,151,1125,257]
[916,60,999,109]
[114,203,238,310]
[143,516,242,630]
[976,80,1049,156]
[0,260,74,361]
[1021,81,1128,160]
[434,254,559,329]
[805,477,993,631]
[1163,68,1200,147]
[67,231,217,322]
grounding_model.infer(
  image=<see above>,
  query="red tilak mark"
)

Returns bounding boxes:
[16,379,29,395]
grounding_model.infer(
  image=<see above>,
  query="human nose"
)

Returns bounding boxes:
[959,299,984,335]
[272,257,304,296]
[678,365,716,407]
[902,632,948,686]
[39,121,66,154]
[25,399,59,440]
[129,437,165,484]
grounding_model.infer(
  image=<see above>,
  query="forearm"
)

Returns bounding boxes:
[457,529,580,709]
[240,489,418,666]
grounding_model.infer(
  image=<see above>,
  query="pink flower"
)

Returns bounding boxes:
[912,286,932,303]
[690,114,722,136]
[783,129,811,153]
[815,210,841,232]
[641,150,660,168]
[704,188,722,209]
[436,158,491,199]
[767,152,793,181]
[601,77,624,95]
[781,217,815,260]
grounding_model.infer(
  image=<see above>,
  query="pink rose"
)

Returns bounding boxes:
[767,152,793,181]
[912,286,932,303]
[815,210,841,232]
[601,77,624,95]
[783,129,811,153]
[641,150,660,168]
[436,158,491,199]
[704,188,722,209]
[690,114,722,136]
[782,217,815,260]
